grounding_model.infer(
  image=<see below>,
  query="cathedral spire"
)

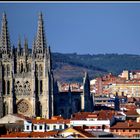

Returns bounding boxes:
[82,71,92,112]
[84,72,89,85]
[17,36,21,56]
[0,12,11,54]
[35,12,46,55]
[23,38,28,56]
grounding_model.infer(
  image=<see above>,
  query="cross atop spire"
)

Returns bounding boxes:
[35,12,47,55]
[0,12,11,54]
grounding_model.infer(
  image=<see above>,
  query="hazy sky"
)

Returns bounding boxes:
[0,2,140,55]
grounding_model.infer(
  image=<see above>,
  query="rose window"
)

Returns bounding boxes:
[17,100,30,114]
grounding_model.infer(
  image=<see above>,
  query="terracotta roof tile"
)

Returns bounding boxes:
[72,111,115,120]
[31,118,70,124]
[111,121,140,129]
[0,131,59,138]
[124,110,139,116]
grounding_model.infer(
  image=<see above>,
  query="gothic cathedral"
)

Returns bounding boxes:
[0,13,94,119]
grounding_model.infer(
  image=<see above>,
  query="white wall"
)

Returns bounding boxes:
[24,120,32,132]
[46,123,65,131]
[70,120,110,126]
[33,124,45,132]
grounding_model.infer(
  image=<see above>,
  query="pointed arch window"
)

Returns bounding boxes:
[21,63,23,73]
[3,80,6,95]
[40,80,43,94]
[7,81,10,94]
[36,101,42,117]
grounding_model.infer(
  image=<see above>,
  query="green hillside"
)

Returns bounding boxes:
[52,53,140,82]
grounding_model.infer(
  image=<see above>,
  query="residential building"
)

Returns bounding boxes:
[110,121,140,138]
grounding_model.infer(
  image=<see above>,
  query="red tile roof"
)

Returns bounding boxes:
[1,131,59,138]
[71,111,115,120]
[124,110,139,116]
[111,121,140,129]
[31,118,70,124]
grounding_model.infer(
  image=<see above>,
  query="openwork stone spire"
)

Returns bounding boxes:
[17,36,21,56]
[0,12,11,54]
[35,12,47,54]
[23,38,28,56]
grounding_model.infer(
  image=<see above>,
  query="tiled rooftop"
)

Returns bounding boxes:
[111,121,140,129]
[71,110,115,120]
[1,131,59,138]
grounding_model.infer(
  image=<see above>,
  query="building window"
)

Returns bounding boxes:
[53,125,56,130]
[46,125,50,130]
[59,125,62,130]
[26,126,29,130]
[7,81,10,94]
[39,125,42,130]
[34,126,37,130]
[21,63,23,73]
[3,80,5,95]
[129,129,132,132]
[40,80,43,94]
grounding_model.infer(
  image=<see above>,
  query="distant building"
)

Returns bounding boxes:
[110,121,140,138]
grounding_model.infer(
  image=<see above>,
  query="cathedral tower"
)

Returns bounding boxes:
[0,12,54,119]
[33,12,54,118]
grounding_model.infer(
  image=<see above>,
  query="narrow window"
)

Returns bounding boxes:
[40,80,42,94]
[34,126,37,130]
[59,125,62,130]
[46,125,50,130]
[3,80,5,95]
[39,125,42,130]
[21,63,23,73]
[26,126,29,130]
[7,81,10,94]
[53,125,56,130]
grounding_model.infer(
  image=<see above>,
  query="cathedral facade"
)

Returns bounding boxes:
[0,13,94,119]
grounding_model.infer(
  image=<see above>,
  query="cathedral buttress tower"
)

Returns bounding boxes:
[33,12,54,118]
[0,12,15,116]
